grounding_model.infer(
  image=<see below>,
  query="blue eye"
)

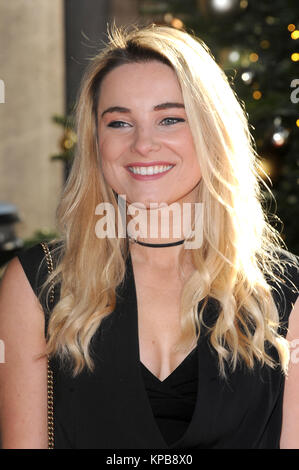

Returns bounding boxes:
[107,121,130,128]
[107,118,185,128]
[161,117,185,125]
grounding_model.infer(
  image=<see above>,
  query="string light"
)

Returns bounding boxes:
[272,129,289,147]
[288,24,296,32]
[260,40,270,49]
[258,158,274,178]
[271,118,290,148]
[171,18,184,29]
[249,53,259,62]
[291,53,299,62]
[164,13,173,23]
[211,0,237,12]
[240,0,248,9]
[296,119,299,128]
[241,71,254,84]
[253,90,262,100]
[291,30,299,40]
[274,117,282,127]
[228,50,240,62]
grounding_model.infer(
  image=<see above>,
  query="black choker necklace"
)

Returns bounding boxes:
[128,236,185,248]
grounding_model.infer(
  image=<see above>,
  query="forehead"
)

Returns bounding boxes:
[97,61,183,108]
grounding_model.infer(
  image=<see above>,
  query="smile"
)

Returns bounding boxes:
[128,165,174,175]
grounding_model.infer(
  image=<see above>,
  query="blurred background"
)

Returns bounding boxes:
[0,0,298,272]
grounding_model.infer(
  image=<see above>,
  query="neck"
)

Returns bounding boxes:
[127,224,190,269]
[125,190,200,266]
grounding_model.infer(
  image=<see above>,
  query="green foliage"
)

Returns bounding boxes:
[50,114,77,164]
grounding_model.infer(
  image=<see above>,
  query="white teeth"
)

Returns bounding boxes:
[128,165,174,175]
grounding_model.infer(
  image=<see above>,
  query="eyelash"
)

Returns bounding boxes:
[107,117,185,128]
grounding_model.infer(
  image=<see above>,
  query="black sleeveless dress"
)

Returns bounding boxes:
[16,243,299,449]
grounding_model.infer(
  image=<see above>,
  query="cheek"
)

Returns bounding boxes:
[178,135,201,183]
[176,132,199,167]
[98,134,127,191]
[98,133,120,168]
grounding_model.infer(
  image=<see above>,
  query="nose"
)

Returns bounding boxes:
[130,126,161,155]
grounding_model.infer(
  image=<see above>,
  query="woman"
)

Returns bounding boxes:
[0,23,299,449]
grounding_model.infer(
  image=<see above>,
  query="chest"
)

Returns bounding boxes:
[131,260,196,381]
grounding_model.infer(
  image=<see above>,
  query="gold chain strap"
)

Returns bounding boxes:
[40,242,55,449]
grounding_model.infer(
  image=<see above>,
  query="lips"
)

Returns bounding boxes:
[126,161,175,167]
[125,162,175,180]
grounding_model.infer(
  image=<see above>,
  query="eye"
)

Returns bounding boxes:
[107,121,131,128]
[160,117,185,126]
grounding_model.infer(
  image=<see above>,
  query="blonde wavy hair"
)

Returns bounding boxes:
[41,23,299,378]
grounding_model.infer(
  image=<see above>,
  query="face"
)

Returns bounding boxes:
[97,61,201,208]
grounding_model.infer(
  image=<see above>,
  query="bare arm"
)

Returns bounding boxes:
[0,257,48,449]
[280,295,299,449]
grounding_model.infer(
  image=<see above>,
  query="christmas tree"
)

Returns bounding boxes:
[139,0,299,254]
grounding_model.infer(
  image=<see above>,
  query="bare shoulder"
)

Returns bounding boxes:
[0,256,48,448]
[287,295,299,337]
[0,255,45,337]
[280,295,299,449]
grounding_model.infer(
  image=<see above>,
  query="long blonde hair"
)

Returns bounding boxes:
[41,23,299,377]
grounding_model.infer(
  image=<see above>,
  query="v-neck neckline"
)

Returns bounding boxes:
[140,345,198,384]
[126,250,204,449]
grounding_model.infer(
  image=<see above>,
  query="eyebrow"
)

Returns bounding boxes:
[100,102,185,118]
